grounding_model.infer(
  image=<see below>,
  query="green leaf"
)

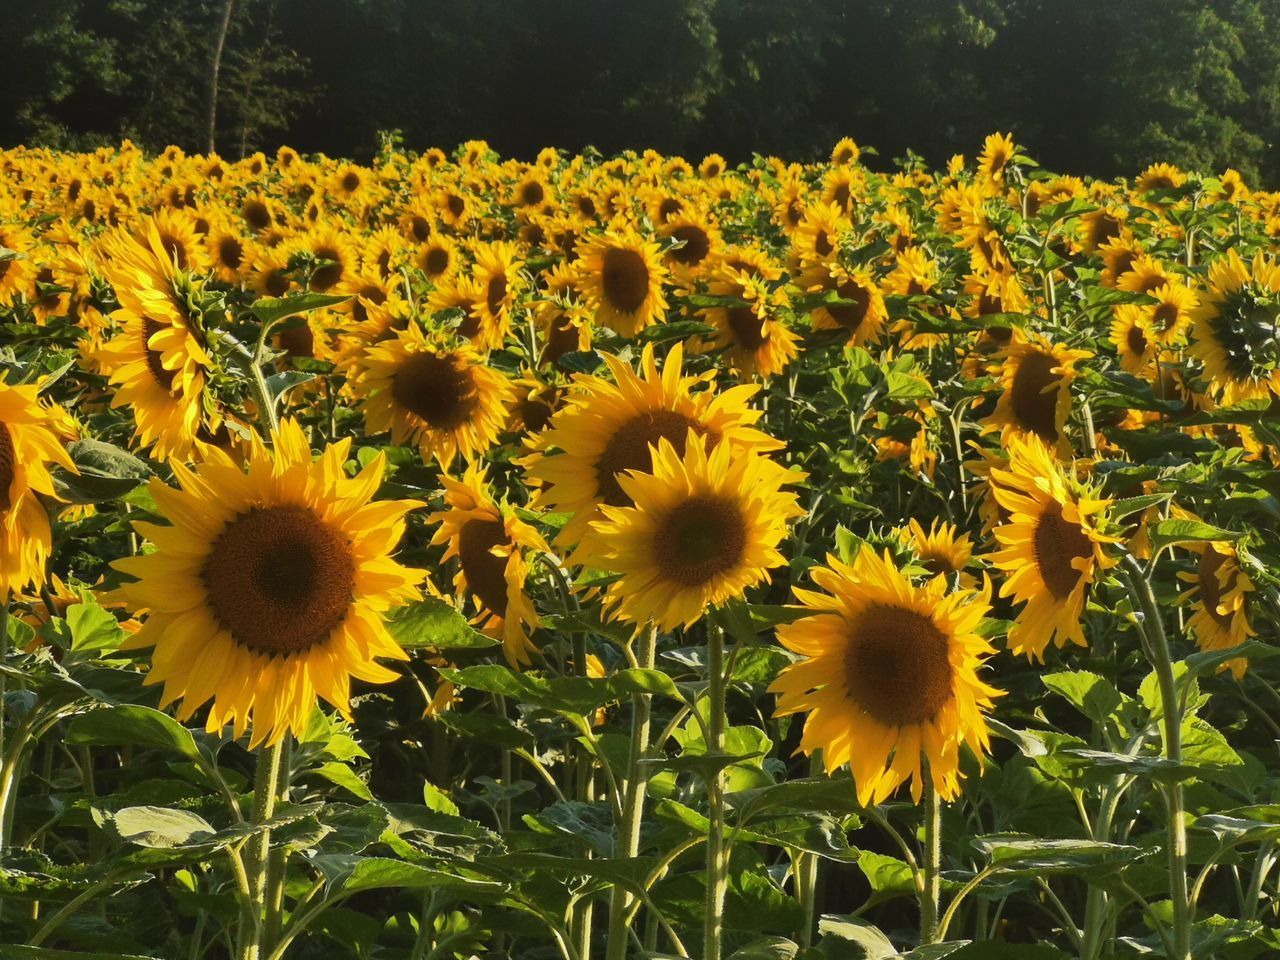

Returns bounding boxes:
[944,944,1071,960]
[3,948,164,960]
[385,596,498,650]
[423,781,460,816]
[1111,493,1171,520]
[65,705,201,762]
[1148,518,1244,552]
[857,850,917,903]
[1182,639,1279,678]
[817,916,896,959]
[250,293,349,327]
[729,937,801,960]
[440,664,677,715]
[104,806,217,848]
[54,438,150,503]
[311,761,374,801]
[1041,671,1125,725]
[972,835,1145,876]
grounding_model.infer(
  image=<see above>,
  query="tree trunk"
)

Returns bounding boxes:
[207,0,236,154]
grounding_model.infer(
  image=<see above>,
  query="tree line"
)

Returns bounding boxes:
[8,0,1280,182]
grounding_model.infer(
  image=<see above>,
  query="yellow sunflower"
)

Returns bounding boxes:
[575,229,670,337]
[96,220,213,461]
[803,263,888,347]
[1145,281,1197,345]
[1188,251,1280,403]
[903,518,976,588]
[524,342,781,555]
[470,240,524,346]
[984,335,1091,456]
[695,264,799,378]
[429,465,551,667]
[352,324,514,468]
[114,420,424,747]
[790,201,845,268]
[988,435,1117,661]
[0,380,76,595]
[1175,512,1255,680]
[1111,304,1159,375]
[977,133,1017,185]
[770,546,999,805]
[585,435,802,631]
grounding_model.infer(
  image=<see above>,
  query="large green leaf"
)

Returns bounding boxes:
[65,705,201,762]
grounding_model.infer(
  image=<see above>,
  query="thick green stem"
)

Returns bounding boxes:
[0,592,9,854]
[703,619,728,960]
[1120,553,1190,960]
[239,738,286,960]
[919,764,942,945]
[605,626,657,960]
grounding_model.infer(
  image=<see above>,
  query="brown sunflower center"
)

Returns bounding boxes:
[0,422,15,512]
[1032,502,1094,599]
[658,198,683,223]
[409,216,432,243]
[342,172,361,193]
[276,322,315,359]
[519,181,545,206]
[423,246,450,277]
[1152,302,1179,332]
[844,604,954,726]
[202,505,356,655]
[595,410,711,507]
[726,305,768,350]
[1009,348,1063,443]
[157,231,189,269]
[218,236,244,271]
[486,273,508,316]
[601,247,651,314]
[1197,549,1233,630]
[446,194,466,218]
[142,318,177,392]
[310,246,344,291]
[668,225,711,266]
[458,518,511,616]
[919,550,958,577]
[827,280,871,331]
[814,232,834,257]
[1126,323,1149,357]
[391,351,479,431]
[651,495,746,587]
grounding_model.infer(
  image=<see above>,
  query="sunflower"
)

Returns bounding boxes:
[300,226,358,294]
[770,546,999,805]
[429,465,550,667]
[524,342,781,555]
[695,263,799,378]
[903,519,975,588]
[661,208,721,279]
[0,380,76,595]
[114,420,424,747]
[1115,255,1174,296]
[574,228,669,337]
[470,240,524,345]
[821,165,864,216]
[1098,235,1145,288]
[0,224,35,305]
[1176,520,1255,680]
[830,137,861,166]
[984,335,1091,456]
[96,220,213,461]
[1188,251,1280,403]
[148,207,210,273]
[416,234,461,283]
[207,221,253,284]
[352,324,514,468]
[585,434,801,631]
[790,201,845,268]
[1111,304,1159,375]
[1078,207,1127,252]
[1135,162,1187,196]
[978,133,1017,185]
[803,263,887,346]
[988,435,1117,661]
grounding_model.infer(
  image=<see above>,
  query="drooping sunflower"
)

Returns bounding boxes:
[352,324,514,468]
[803,263,888,347]
[96,220,213,461]
[0,380,76,595]
[114,420,424,747]
[575,229,669,337]
[977,133,1017,185]
[988,435,1118,661]
[524,342,782,554]
[429,465,550,667]
[1188,250,1280,403]
[770,546,999,805]
[984,335,1091,456]
[586,435,801,631]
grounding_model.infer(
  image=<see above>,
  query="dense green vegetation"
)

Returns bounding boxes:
[9,0,1280,181]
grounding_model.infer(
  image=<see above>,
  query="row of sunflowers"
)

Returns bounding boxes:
[0,132,1278,960]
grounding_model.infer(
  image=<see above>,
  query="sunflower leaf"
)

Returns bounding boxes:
[65,705,202,762]
[1148,518,1245,551]
[385,597,497,651]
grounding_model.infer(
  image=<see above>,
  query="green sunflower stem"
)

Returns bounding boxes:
[0,591,9,847]
[919,763,942,946]
[240,737,286,960]
[605,624,657,960]
[703,616,729,960]
[1119,552,1191,960]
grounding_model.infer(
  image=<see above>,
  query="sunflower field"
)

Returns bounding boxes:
[1,132,1279,960]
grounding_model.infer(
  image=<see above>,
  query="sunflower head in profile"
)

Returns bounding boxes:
[1189,251,1280,403]
[95,219,214,462]
[984,334,1091,457]
[470,239,524,344]
[1111,304,1159,375]
[523,342,782,556]
[0,379,76,595]
[977,132,1017,185]
[988,435,1118,661]
[1174,510,1256,680]
[429,465,550,668]
[587,434,802,631]
[574,228,670,338]
[1135,162,1187,198]
[790,201,846,269]
[830,137,861,166]
[770,546,1000,806]
[351,323,514,468]
[113,420,424,747]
